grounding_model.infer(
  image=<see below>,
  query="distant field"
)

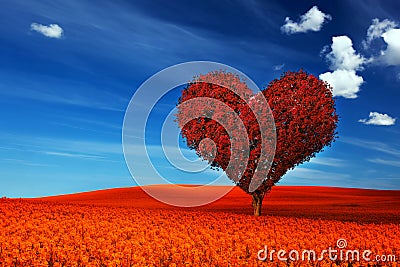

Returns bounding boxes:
[1,186,399,266]
[41,185,400,224]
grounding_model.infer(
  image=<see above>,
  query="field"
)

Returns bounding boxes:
[1,185,399,266]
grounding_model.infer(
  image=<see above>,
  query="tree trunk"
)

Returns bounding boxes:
[251,190,265,216]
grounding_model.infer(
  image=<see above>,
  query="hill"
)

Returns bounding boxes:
[38,185,400,224]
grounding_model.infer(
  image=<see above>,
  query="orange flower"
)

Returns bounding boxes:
[0,198,399,266]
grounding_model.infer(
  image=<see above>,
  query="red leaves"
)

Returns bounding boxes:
[263,71,338,186]
[176,70,338,195]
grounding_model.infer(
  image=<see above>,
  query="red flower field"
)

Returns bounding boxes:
[1,185,399,266]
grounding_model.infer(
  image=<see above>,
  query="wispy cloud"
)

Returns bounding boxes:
[362,18,400,66]
[51,116,122,137]
[3,158,55,167]
[281,6,331,34]
[362,18,398,49]
[0,133,123,159]
[340,137,400,157]
[273,63,285,71]
[31,23,63,39]
[44,151,106,160]
[0,83,127,112]
[367,158,400,167]
[284,167,350,180]
[359,112,396,126]
[308,157,346,167]
[1,133,197,165]
[43,140,123,157]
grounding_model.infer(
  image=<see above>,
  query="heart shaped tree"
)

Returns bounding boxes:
[176,70,338,216]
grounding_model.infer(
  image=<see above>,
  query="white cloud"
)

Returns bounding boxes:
[380,28,400,66]
[281,6,331,34]
[326,36,367,71]
[319,36,367,98]
[31,23,63,39]
[361,19,400,66]
[363,18,398,48]
[358,112,396,126]
[319,70,363,99]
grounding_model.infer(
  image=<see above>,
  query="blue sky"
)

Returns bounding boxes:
[0,0,399,197]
